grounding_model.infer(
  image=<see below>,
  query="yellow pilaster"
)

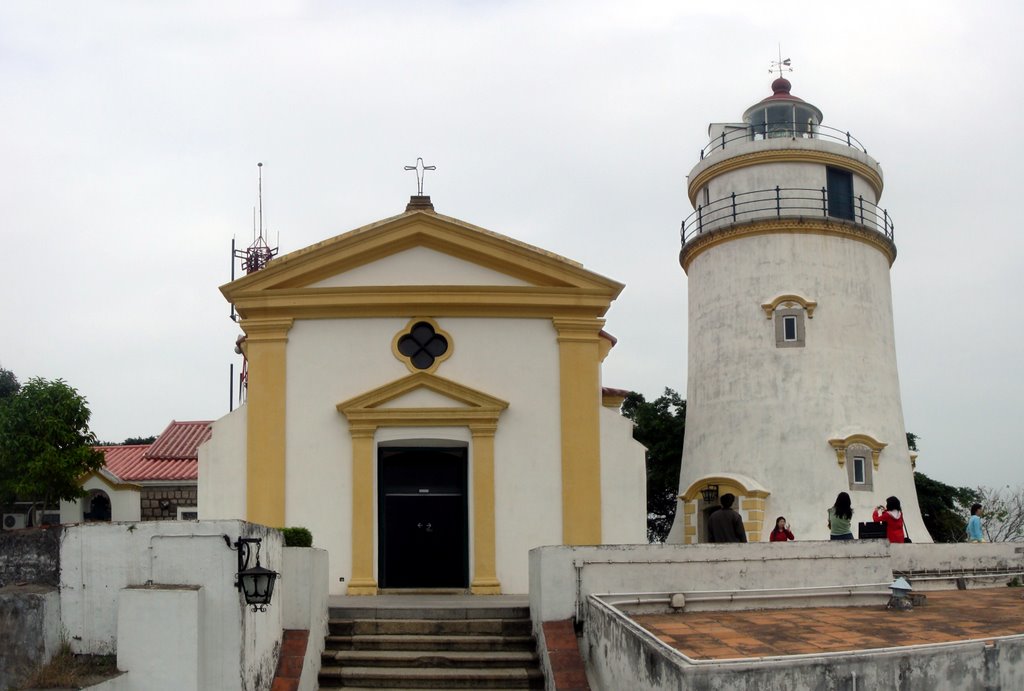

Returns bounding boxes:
[470,425,501,594]
[552,317,604,545]
[347,425,379,595]
[241,317,292,527]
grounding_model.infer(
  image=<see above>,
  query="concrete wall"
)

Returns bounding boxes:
[281,546,330,691]
[0,526,60,586]
[0,585,61,690]
[583,594,1024,691]
[60,520,283,691]
[198,405,247,520]
[529,542,894,623]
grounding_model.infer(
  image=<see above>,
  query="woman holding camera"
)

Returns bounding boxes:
[872,496,906,543]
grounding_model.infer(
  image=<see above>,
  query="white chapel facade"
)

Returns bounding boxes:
[667,78,928,544]
[199,196,646,595]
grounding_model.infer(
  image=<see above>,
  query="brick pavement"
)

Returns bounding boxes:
[631,587,1024,661]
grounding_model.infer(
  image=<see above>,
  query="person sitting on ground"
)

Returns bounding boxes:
[966,503,985,543]
[769,516,795,542]
[706,493,747,543]
[872,496,906,544]
[827,492,854,541]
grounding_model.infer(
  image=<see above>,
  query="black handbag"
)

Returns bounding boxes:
[904,523,912,543]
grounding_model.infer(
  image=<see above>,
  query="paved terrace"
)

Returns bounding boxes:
[631,587,1024,661]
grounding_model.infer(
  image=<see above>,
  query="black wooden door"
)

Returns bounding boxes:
[378,447,468,588]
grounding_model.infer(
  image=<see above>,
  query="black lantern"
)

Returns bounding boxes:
[700,484,719,503]
[231,537,279,612]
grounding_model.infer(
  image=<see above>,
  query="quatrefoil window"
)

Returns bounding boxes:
[395,320,451,372]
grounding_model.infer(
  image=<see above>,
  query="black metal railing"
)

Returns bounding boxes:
[699,123,868,160]
[681,187,894,244]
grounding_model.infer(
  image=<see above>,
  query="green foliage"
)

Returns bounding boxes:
[0,377,104,507]
[280,526,313,547]
[121,436,157,445]
[0,367,19,400]
[621,388,685,543]
[906,432,919,452]
[914,470,980,542]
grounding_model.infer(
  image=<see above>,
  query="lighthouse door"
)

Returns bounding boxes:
[826,167,855,220]
[378,447,469,589]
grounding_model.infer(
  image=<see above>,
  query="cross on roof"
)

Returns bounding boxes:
[404,157,436,196]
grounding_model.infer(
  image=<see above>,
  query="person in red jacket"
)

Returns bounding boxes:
[769,516,795,542]
[872,496,905,543]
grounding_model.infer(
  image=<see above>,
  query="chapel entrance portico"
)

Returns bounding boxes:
[338,372,509,595]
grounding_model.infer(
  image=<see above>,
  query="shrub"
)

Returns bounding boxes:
[280,527,313,547]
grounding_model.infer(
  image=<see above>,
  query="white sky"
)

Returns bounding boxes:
[2,1,1021,489]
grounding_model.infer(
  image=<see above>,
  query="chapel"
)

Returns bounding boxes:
[199,195,647,595]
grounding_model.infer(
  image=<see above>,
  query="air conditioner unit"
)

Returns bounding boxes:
[3,513,27,530]
[40,512,61,526]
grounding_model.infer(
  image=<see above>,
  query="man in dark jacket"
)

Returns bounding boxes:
[706,493,747,543]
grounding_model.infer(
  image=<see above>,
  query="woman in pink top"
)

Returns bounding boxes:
[872,496,905,543]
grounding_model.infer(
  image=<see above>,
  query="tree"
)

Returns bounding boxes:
[0,376,105,514]
[621,388,685,543]
[976,486,1024,542]
[913,471,979,542]
[0,367,19,400]
[121,436,157,445]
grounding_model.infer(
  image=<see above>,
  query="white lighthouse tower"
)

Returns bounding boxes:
[666,75,928,544]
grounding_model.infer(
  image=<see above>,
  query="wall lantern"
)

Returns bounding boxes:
[227,536,279,612]
[700,484,720,503]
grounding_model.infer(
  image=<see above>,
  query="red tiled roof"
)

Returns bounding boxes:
[95,420,210,482]
[144,420,212,461]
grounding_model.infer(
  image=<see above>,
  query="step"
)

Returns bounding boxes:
[325,632,536,653]
[328,649,539,669]
[330,617,532,636]
[329,605,530,621]
[319,665,544,689]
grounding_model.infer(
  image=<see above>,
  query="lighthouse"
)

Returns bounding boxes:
[666,76,927,544]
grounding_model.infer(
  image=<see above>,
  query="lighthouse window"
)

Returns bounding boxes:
[783,316,797,341]
[846,446,873,491]
[853,457,866,484]
[773,308,805,348]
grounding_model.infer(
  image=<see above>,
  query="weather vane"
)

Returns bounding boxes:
[769,45,792,78]
[404,157,436,196]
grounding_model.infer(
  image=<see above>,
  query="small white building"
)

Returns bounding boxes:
[200,196,647,595]
[668,78,927,544]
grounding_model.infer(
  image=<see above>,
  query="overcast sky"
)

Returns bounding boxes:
[2,1,1021,489]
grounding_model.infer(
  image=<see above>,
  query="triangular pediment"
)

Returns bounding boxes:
[337,372,508,430]
[222,209,623,321]
[225,210,622,292]
[339,372,509,413]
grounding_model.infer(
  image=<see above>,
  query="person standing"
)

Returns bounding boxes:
[706,493,747,543]
[966,503,985,543]
[769,516,795,542]
[873,496,906,543]
[827,492,854,540]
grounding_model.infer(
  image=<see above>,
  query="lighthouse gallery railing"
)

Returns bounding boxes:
[681,187,894,245]
[699,123,869,160]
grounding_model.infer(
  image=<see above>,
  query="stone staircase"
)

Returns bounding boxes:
[318,599,545,689]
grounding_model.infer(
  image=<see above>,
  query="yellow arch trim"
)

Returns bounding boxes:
[687,148,884,206]
[680,218,897,272]
[679,476,770,502]
[761,294,817,319]
[828,434,888,470]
